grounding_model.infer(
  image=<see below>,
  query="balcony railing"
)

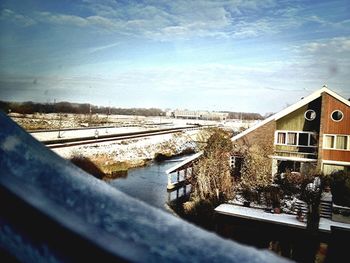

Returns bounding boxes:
[0,113,288,263]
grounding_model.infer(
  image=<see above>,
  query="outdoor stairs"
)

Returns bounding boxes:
[293,197,332,219]
[320,198,332,219]
[294,200,308,217]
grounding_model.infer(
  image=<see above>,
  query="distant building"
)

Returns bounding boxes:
[170,109,228,121]
[232,86,350,176]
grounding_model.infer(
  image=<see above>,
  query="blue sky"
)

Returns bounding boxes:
[0,0,349,113]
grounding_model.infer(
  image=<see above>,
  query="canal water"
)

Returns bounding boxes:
[108,156,190,211]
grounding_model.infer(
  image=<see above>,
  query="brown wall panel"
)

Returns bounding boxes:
[322,150,350,162]
[320,93,350,163]
[321,93,350,135]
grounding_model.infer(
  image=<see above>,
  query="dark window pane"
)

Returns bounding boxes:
[331,110,343,121]
[299,133,309,146]
[310,134,317,146]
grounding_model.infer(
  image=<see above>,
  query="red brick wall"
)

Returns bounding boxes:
[319,92,350,164]
[321,93,350,135]
[234,120,276,153]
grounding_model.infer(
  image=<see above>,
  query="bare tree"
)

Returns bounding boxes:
[239,144,273,190]
[192,129,234,202]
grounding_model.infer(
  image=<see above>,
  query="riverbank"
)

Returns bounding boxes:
[59,131,200,179]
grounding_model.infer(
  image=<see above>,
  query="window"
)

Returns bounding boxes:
[324,135,335,149]
[323,164,350,176]
[230,156,235,168]
[310,133,317,146]
[287,132,297,145]
[230,156,243,177]
[298,133,309,146]
[277,132,286,144]
[275,131,317,147]
[304,110,316,121]
[323,134,350,150]
[331,110,344,122]
[337,136,348,150]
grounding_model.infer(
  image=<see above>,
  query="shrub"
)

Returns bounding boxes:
[277,171,314,196]
[330,170,350,207]
[239,144,273,190]
[191,128,234,202]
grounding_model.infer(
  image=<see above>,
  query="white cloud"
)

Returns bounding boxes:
[0,9,36,27]
[36,12,88,27]
[2,1,349,43]
[70,0,279,40]
[87,42,120,54]
[304,37,350,53]
[86,15,120,31]
[4,0,345,43]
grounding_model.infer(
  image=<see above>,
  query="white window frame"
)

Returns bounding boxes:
[330,110,344,122]
[229,156,236,168]
[304,109,316,121]
[230,155,244,168]
[275,130,317,148]
[323,134,350,151]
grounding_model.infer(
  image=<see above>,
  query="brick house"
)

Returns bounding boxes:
[231,86,350,177]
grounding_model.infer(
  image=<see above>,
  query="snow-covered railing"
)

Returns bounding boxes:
[0,113,289,262]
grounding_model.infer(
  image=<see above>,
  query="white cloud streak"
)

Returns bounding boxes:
[2,1,348,43]
[0,1,313,41]
[0,9,36,27]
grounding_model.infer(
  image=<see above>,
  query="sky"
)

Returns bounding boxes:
[0,0,349,114]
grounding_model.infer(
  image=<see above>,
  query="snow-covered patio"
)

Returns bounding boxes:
[215,203,350,233]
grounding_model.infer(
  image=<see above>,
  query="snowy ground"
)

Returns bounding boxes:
[53,130,200,162]
[10,112,259,133]
[11,112,258,165]
[31,126,150,141]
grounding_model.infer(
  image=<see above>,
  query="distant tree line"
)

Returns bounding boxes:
[225,111,264,120]
[0,101,164,117]
[0,100,268,119]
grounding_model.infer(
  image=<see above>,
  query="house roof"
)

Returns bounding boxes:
[232,86,350,142]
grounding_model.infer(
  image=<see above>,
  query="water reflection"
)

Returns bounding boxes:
[108,156,191,210]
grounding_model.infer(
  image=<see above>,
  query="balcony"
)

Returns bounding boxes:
[274,130,318,160]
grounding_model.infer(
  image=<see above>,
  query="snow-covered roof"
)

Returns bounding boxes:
[232,86,350,142]
[0,113,289,262]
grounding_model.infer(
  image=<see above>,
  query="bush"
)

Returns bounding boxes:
[239,144,273,190]
[277,171,314,196]
[191,129,234,202]
[182,197,218,230]
[331,170,350,207]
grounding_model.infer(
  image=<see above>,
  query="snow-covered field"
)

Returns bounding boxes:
[11,113,259,165]
[31,126,149,141]
[53,130,200,162]
[10,112,259,133]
